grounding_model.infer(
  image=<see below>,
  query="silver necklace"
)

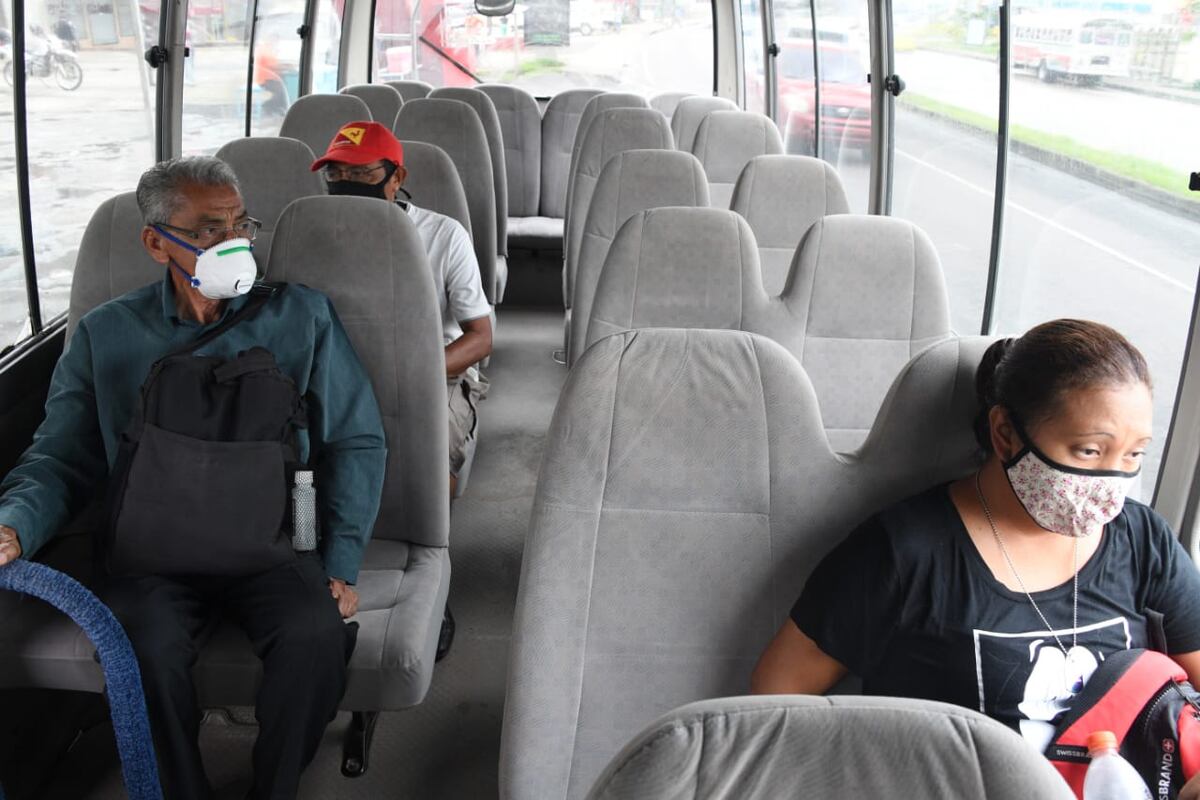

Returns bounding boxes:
[975,472,1086,692]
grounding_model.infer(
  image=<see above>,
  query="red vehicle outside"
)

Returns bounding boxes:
[777,38,870,158]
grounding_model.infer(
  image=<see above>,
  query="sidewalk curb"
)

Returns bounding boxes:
[898,101,1200,223]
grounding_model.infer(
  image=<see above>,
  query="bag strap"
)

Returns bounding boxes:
[165,283,281,358]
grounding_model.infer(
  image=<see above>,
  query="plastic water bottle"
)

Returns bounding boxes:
[291,471,317,552]
[1083,731,1152,800]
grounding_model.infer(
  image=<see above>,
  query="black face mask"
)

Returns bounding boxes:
[326,162,397,200]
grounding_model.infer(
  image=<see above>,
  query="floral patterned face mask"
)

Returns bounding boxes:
[1003,418,1139,538]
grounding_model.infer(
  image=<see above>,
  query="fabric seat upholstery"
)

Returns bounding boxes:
[586,208,952,451]
[567,149,709,365]
[385,79,434,103]
[587,696,1074,800]
[539,89,604,222]
[648,91,692,120]
[395,97,500,304]
[478,84,542,230]
[562,108,673,309]
[214,137,326,272]
[500,327,992,799]
[729,155,850,295]
[691,111,784,208]
[429,87,510,301]
[669,95,738,154]
[564,93,648,225]
[399,140,473,236]
[3,195,450,713]
[340,83,405,129]
[279,93,373,162]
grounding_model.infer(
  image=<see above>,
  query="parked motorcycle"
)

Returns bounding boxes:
[2,33,83,90]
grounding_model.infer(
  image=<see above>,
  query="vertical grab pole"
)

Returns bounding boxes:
[980,0,1011,335]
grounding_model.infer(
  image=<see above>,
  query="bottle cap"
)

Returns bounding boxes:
[1086,731,1119,754]
[295,470,313,486]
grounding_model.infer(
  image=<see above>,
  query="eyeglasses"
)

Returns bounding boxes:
[156,218,262,249]
[322,163,387,182]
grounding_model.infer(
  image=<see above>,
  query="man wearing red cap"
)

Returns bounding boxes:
[311,121,491,496]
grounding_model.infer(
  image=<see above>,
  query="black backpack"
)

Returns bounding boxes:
[105,284,308,577]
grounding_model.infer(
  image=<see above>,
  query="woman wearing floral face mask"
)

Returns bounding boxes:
[752,320,1200,784]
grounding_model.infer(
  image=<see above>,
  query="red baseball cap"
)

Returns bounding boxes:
[310,121,404,171]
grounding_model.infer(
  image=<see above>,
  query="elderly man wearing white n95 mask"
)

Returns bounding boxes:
[0,157,387,800]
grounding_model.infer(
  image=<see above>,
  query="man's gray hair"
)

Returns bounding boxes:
[135,157,240,226]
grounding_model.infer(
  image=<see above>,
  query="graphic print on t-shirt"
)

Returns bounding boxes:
[974,617,1132,752]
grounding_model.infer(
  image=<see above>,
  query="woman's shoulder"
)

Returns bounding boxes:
[1111,496,1175,551]
[846,483,962,557]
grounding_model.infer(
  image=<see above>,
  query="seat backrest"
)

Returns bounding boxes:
[394,97,498,303]
[539,88,604,219]
[429,87,509,255]
[340,83,405,129]
[562,108,673,306]
[67,192,163,341]
[648,91,692,120]
[729,154,849,295]
[669,95,738,154]
[586,208,952,451]
[567,149,709,366]
[385,79,434,103]
[587,696,1075,800]
[279,93,373,160]
[267,196,448,547]
[691,111,784,208]
[565,93,649,221]
[214,137,327,272]
[499,327,990,799]
[398,140,472,237]
[478,83,542,217]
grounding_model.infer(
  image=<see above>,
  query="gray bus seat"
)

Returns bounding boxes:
[669,95,737,154]
[341,83,405,129]
[567,149,709,366]
[691,111,784,208]
[564,93,648,228]
[499,327,990,799]
[279,93,373,162]
[430,87,510,301]
[586,209,951,451]
[399,140,472,236]
[478,84,542,252]
[395,98,500,305]
[2,194,451,726]
[537,88,604,246]
[649,91,692,120]
[214,136,326,273]
[562,107,673,312]
[729,154,849,295]
[587,695,1074,800]
[64,192,161,341]
[385,79,433,103]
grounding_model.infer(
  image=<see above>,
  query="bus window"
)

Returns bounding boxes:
[813,3,870,212]
[741,0,765,114]
[993,5,1200,489]
[250,0,306,136]
[310,0,343,94]
[24,0,159,326]
[371,0,713,96]
[0,0,29,348]
[889,1,999,334]
[183,2,252,154]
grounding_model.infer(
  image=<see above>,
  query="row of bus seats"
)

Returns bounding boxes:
[0,195,453,775]
[496,322,1070,797]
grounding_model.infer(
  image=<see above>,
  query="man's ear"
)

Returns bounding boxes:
[142,226,170,266]
[393,165,407,190]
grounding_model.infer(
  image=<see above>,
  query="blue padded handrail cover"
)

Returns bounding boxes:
[0,560,162,800]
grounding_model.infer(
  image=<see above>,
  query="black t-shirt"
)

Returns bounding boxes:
[793,484,1200,752]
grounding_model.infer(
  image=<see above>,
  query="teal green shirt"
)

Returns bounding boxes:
[0,274,387,584]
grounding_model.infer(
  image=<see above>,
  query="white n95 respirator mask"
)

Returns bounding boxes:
[156,227,258,300]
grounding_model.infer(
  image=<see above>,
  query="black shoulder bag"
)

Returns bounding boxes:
[105,284,308,577]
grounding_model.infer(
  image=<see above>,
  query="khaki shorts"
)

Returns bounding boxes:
[448,369,488,476]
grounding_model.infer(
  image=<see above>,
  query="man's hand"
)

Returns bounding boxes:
[1181,772,1200,800]
[0,526,22,567]
[329,578,359,619]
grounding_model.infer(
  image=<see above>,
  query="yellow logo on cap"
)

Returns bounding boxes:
[339,126,366,146]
